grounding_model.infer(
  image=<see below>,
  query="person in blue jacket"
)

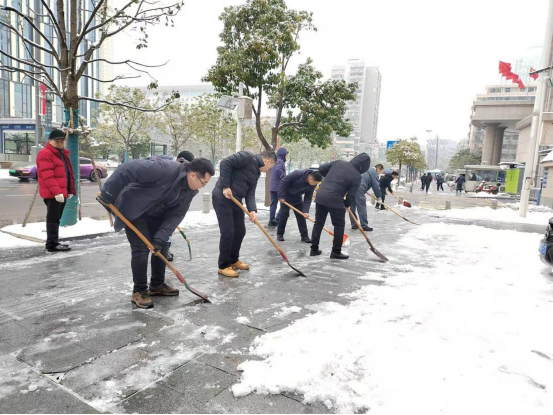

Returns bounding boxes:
[268,147,289,227]
[350,164,383,231]
[276,169,323,242]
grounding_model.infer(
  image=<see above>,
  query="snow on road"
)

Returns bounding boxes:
[232,224,553,413]
[0,231,41,248]
[433,205,552,226]
[1,217,113,241]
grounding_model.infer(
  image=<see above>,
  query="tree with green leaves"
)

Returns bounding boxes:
[448,148,482,170]
[94,86,154,161]
[192,94,235,166]
[386,138,426,181]
[203,0,356,150]
[156,99,196,156]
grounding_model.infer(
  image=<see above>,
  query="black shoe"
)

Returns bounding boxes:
[277,234,284,241]
[46,244,71,252]
[267,221,278,227]
[361,226,373,232]
[166,251,174,262]
[310,248,322,256]
[379,205,386,211]
[330,251,349,260]
[351,225,359,230]
[301,235,311,243]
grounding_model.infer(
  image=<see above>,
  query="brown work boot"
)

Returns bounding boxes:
[231,260,250,270]
[131,291,153,309]
[148,283,179,296]
[218,267,239,278]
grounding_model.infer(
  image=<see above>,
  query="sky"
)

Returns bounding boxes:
[112,0,548,147]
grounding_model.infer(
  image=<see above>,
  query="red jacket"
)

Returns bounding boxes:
[36,142,76,199]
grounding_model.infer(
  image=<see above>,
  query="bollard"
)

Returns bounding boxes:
[202,192,211,213]
[491,200,498,210]
[410,182,413,193]
[445,200,451,210]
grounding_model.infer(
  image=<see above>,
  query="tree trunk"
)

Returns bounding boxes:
[60,107,80,227]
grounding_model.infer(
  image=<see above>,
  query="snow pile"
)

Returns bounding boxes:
[0,232,41,248]
[179,210,218,228]
[471,192,507,198]
[1,218,113,241]
[232,224,553,413]
[236,316,251,325]
[434,206,552,225]
[506,202,553,214]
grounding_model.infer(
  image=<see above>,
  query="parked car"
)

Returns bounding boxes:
[9,158,108,182]
[540,217,553,273]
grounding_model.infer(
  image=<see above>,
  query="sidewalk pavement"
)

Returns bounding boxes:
[0,202,544,414]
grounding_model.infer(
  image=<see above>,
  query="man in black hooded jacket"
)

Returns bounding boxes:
[310,153,371,259]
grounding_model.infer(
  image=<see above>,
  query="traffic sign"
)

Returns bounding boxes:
[386,140,399,149]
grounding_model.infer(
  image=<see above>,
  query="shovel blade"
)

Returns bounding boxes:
[342,234,351,247]
[371,247,389,262]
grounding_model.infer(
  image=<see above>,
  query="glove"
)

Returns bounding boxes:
[55,194,64,203]
[68,194,73,199]
[343,199,351,208]
[152,239,164,254]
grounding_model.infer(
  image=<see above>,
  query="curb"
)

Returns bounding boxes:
[0,230,116,244]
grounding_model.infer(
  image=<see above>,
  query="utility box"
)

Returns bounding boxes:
[238,96,253,120]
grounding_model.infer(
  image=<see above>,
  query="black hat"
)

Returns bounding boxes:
[49,129,66,140]
[177,151,194,163]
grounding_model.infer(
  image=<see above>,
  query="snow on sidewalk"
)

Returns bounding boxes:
[232,224,553,413]
[433,205,552,226]
[1,217,113,242]
[0,231,41,248]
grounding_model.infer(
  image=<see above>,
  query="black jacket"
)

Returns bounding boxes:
[101,158,197,244]
[278,169,316,212]
[437,176,444,184]
[214,151,263,212]
[379,173,395,194]
[315,153,371,209]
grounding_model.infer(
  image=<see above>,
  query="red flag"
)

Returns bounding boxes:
[499,61,512,76]
[530,68,539,80]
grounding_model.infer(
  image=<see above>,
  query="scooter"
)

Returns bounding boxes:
[475,181,499,195]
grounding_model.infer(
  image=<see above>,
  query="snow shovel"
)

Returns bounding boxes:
[230,196,307,277]
[176,226,192,260]
[347,208,388,262]
[96,195,210,302]
[367,193,420,226]
[282,201,350,247]
[390,192,412,208]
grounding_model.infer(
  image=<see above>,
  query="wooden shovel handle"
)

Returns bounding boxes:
[366,192,405,221]
[282,200,335,236]
[347,208,373,248]
[230,196,288,260]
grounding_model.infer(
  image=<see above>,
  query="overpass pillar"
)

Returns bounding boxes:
[492,127,507,165]
[481,123,499,165]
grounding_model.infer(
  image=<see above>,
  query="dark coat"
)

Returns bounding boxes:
[456,175,466,189]
[425,174,433,184]
[379,173,395,194]
[437,176,444,184]
[214,151,263,212]
[36,142,76,199]
[278,169,316,212]
[315,153,371,209]
[269,147,288,192]
[101,158,197,244]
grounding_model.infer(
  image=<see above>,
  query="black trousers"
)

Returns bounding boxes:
[425,183,431,193]
[213,191,246,269]
[437,183,444,191]
[124,215,169,293]
[375,190,387,209]
[44,198,66,249]
[311,203,345,253]
[277,201,308,237]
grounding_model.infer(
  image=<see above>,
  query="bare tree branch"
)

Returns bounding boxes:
[84,57,168,68]
[81,73,141,83]
[73,0,105,51]
[80,96,170,112]
[39,0,67,48]
[0,20,58,58]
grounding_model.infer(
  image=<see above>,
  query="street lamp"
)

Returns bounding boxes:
[216,83,252,153]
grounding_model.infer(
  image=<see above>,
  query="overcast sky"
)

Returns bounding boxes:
[113,0,548,146]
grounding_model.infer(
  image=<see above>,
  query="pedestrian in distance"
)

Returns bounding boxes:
[350,163,383,231]
[213,150,276,278]
[310,153,371,260]
[375,171,398,210]
[276,169,323,242]
[436,174,444,191]
[36,128,76,252]
[268,147,288,227]
[456,174,466,194]
[99,157,214,309]
[420,173,426,190]
[424,172,433,193]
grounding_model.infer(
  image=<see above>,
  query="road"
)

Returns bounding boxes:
[0,170,268,227]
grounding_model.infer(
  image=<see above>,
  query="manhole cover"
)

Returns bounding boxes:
[445,219,476,226]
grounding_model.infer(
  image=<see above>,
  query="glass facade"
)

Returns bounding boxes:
[0,80,9,117]
[3,131,33,155]
[14,83,32,118]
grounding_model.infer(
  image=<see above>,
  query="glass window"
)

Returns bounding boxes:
[0,22,11,79]
[79,158,91,164]
[14,83,32,118]
[3,131,33,155]
[0,79,8,116]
